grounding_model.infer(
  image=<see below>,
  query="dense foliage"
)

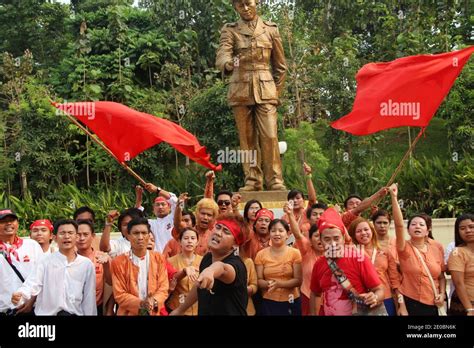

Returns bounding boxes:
[0,0,472,231]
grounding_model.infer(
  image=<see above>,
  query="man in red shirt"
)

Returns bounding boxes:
[309,208,384,315]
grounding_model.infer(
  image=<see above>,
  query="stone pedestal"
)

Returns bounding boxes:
[236,190,289,211]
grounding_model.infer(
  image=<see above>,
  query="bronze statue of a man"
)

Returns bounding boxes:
[216,0,287,191]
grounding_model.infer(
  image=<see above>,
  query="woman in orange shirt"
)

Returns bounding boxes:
[390,184,446,316]
[348,217,400,316]
[167,228,203,316]
[448,213,474,316]
[243,200,262,230]
[255,219,302,315]
[371,210,397,261]
[284,202,323,315]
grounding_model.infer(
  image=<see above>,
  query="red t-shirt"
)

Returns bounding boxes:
[310,251,381,315]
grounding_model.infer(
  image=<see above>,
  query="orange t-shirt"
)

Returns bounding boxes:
[167,253,203,315]
[162,229,211,259]
[448,246,474,301]
[398,242,445,305]
[243,257,258,315]
[255,246,302,302]
[295,237,320,298]
[365,247,400,299]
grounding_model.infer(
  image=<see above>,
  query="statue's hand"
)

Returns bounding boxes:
[225,60,234,72]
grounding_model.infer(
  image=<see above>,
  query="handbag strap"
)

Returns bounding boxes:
[371,248,377,265]
[1,251,25,282]
[410,242,439,298]
[326,258,365,305]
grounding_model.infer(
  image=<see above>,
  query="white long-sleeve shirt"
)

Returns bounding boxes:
[109,236,131,258]
[0,238,44,312]
[16,251,97,315]
[148,192,178,253]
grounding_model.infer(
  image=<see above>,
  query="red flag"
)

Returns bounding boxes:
[331,46,474,135]
[53,101,222,171]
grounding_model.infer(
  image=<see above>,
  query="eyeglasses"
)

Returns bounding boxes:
[217,200,231,207]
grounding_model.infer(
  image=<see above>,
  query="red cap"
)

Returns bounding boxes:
[29,219,54,232]
[154,196,171,206]
[255,208,274,221]
[317,208,347,235]
[217,219,244,246]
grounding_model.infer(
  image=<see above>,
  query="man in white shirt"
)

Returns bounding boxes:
[0,209,43,316]
[140,183,178,253]
[100,208,145,258]
[12,219,97,316]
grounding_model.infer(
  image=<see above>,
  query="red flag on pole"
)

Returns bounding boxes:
[53,101,222,171]
[331,46,474,135]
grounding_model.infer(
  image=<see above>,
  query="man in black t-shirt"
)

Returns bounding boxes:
[170,213,248,316]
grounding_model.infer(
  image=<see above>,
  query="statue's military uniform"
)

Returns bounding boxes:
[216,16,287,191]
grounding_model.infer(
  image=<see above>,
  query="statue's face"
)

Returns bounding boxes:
[234,0,257,22]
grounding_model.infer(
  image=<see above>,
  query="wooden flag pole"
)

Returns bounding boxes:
[57,104,148,186]
[385,127,425,187]
[371,127,425,208]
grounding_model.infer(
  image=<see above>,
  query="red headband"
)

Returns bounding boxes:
[154,196,171,206]
[30,219,54,232]
[255,208,274,221]
[317,208,347,236]
[217,219,244,246]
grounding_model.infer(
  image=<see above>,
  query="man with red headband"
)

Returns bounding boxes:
[241,208,274,261]
[170,213,248,315]
[137,183,178,253]
[0,209,44,315]
[309,208,384,316]
[29,219,55,254]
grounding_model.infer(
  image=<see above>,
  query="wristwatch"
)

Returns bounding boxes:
[153,298,158,310]
[156,187,162,195]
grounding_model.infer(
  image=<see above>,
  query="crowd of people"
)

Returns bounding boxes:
[1,163,473,316]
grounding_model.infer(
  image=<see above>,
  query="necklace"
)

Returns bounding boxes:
[257,236,270,248]
[411,241,428,252]
[181,251,195,266]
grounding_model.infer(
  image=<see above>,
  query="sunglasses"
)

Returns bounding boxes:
[217,200,231,206]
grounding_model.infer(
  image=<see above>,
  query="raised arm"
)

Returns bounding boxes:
[174,193,188,231]
[145,183,171,200]
[389,184,406,252]
[231,193,242,216]
[100,210,118,253]
[351,187,388,215]
[134,185,144,209]
[303,162,317,206]
[204,171,215,199]
[284,202,303,240]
